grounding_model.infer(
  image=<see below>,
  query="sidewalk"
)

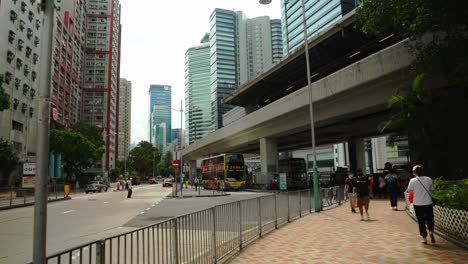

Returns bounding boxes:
[230,199,468,264]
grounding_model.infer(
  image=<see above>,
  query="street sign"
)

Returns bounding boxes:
[172,160,179,169]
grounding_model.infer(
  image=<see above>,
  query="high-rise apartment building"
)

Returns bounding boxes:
[209,9,283,129]
[50,0,86,128]
[149,85,172,151]
[83,0,121,171]
[0,0,45,172]
[185,34,212,144]
[117,78,131,161]
[281,0,360,54]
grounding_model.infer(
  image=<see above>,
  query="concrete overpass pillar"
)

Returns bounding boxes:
[348,138,366,175]
[189,160,197,181]
[259,138,278,185]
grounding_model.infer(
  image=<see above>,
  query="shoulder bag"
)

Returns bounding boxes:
[416,177,435,206]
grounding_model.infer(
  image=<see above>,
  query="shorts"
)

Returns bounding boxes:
[357,196,369,207]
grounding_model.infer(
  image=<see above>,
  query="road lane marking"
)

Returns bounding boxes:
[103,201,109,204]
[62,210,75,214]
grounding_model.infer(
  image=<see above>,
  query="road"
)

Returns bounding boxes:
[0,185,269,263]
[0,184,171,264]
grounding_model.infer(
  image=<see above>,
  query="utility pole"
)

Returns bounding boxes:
[34,1,54,262]
[179,100,183,198]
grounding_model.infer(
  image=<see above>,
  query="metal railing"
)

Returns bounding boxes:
[0,183,72,209]
[44,185,345,264]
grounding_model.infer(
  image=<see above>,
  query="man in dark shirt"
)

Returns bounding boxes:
[353,169,370,221]
[344,174,357,213]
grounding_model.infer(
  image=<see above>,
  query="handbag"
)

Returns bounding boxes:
[416,177,436,206]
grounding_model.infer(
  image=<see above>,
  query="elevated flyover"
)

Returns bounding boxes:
[182,11,416,182]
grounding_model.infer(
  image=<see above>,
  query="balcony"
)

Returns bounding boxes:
[7,51,15,63]
[10,10,18,23]
[22,84,29,95]
[5,72,13,85]
[8,30,16,43]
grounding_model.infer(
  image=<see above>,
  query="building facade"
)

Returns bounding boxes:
[117,78,131,161]
[185,34,212,144]
[83,0,121,172]
[280,0,360,54]
[0,0,46,185]
[149,84,172,151]
[209,9,283,130]
[50,0,86,128]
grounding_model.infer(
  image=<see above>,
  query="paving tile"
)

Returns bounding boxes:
[229,199,468,264]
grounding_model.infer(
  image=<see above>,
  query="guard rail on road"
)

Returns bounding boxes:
[43,185,345,264]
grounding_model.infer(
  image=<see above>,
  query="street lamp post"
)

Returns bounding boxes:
[261,0,320,211]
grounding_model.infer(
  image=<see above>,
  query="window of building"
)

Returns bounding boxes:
[12,120,24,132]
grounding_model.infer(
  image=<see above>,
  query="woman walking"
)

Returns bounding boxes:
[406,165,435,244]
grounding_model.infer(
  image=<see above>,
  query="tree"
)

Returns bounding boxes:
[0,74,11,111]
[49,129,104,181]
[356,0,468,179]
[128,141,160,177]
[71,122,105,149]
[0,138,21,185]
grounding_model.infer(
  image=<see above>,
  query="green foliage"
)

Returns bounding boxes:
[50,129,104,180]
[356,0,468,179]
[109,168,121,181]
[0,138,21,182]
[0,74,11,111]
[156,151,176,176]
[128,141,160,177]
[71,122,105,149]
[432,178,468,211]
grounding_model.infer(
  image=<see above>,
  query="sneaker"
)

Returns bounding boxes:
[366,213,370,220]
[429,232,436,243]
[352,208,357,213]
[360,215,364,221]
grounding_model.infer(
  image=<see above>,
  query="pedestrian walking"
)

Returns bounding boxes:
[385,167,400,210]
[406,165,435,244]
[127,179,133,198]
[353,169,370,221]
[194,177,199,191]
[344,173,357,213]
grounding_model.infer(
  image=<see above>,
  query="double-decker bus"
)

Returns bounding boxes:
[200,154,246,191]
[278,158,308,190]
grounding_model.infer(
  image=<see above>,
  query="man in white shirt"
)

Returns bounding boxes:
[406,165,435,244]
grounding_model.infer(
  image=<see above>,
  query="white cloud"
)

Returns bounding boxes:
[120,0,281,144]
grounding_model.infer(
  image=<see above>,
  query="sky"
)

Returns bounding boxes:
[119,0,282,144]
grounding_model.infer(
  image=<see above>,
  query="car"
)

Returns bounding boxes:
[162,178,173,187]
[148,178,157,184]
[85,181,108,193]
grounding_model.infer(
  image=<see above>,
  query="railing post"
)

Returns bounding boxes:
[211,206,217,263]
[308,189,312,213]
[96,240,105,264]
[9,185,13,207]
[274,193,278,229]
[287,191,290,222]
[258,198,262,238]
[238,201,242,250]
[172,219,179,264]
[299,191,302,217]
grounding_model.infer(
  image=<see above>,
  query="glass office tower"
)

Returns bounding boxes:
[185,34,213,144]
[149,85,172,150]
[281,0,361,54]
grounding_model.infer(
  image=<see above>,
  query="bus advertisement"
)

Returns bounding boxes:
[200,154,246,191]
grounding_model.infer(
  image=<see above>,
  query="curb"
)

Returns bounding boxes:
[0,196,72,211]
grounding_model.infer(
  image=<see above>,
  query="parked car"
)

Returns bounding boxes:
[85,181,108,193]
[162,178,173,187]
[148,178,157,184]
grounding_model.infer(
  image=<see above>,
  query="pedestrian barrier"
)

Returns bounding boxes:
[405,193,468,248]
[0,184,71,209]
[44,185,345,264]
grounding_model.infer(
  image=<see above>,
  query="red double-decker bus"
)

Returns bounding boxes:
[200,154,246,191]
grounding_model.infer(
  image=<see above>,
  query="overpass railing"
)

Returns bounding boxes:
[43,186,345,264]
